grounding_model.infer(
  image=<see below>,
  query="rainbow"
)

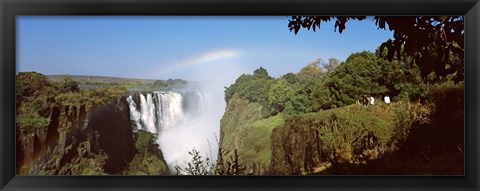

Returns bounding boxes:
[151,49,240,78]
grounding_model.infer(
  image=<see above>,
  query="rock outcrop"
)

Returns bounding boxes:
[17,97,139,175]
[219,95,280,175]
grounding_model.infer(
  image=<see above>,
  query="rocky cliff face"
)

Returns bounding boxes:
[271,116,325,175]
[219,94,403,175]
[219,95,279,175]
[15,72,172,175]
[16,96,139,174]
[65,97,137,174]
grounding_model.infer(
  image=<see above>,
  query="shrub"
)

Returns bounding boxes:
[16,72,51,98]
[127,130,169,175]
[58,153,108,175]
[175,148,215,175]
[61,80,80,92]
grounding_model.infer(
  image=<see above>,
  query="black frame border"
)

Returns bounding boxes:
[1,0,479,190]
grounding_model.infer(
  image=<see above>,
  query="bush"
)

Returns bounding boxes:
[271,104,403,174]
[127,153,168,175]
[175,148,215,175]
[127,130,169,175]
[61,80,80,92]
[16,72,51,98]
[174,147,246,175]
[58,153,108,175]
[216,148,246,175]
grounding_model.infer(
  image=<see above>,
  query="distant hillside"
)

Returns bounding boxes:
[46,75,190,91]
[46,75,157,85]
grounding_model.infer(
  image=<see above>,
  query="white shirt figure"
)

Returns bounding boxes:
[384,95,391,104]
[369,96,375,105]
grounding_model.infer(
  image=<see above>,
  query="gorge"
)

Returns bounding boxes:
[125,90,220,171]
[15,73,222,175]
[15,70,465,176]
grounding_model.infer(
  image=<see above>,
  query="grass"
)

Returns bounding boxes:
[252,114,285,131]
[240,115,285,167]
[220,95,286,174]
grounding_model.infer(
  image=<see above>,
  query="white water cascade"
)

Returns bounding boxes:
[126,91,218,172]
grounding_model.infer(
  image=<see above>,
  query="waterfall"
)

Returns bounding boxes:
[155,92,184,131]
[126,95,141,131]
[139,94,156,133]
[125,91,219,172]
[127,92,185,133]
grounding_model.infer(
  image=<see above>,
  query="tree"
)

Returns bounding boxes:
[323,58,341,74]
[253,67,271,79]
[268,79,294,113]
[61,80,80,92]
[224,67,276,117]
[284,80,320,114]
[321,51,387,108]
[288,16,464,83]
[375,48,428,101]
[281,73,299,84]
[16,72,57,109]
[16,72,51,98]
[299,58,323,79]
[269,71,322,115]
[225,67,274,103]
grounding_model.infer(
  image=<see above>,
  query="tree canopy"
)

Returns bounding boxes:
[320,51,388,108]
[299,58,323,79]
[288,16,464,83]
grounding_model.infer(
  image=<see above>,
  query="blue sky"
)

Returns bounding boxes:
[17,16,393,82]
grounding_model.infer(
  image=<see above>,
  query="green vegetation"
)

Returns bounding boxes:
[57,152,108,175]
[288,16,464,83]
[16,72,129,121]
[270,101,422,174]
[225,46,448,116]
[16,72,52,98]
[222,35,463,175]
[219,94,286,174]
[222,17,464,174]
[16,72,169,176]
[174,148,215,175]
[321,51,387,108]
[17,16,464,176]
[150,78,188,91]
[298,58,324,78]
[16,114,50,129]
[224,67,275,117]
[268,81,462,175]
[61,79,80,92]
[47,74,188,92]
[175,146,251,176]
[215,148,246,175]
[269,74,322,115]
[126,130,169,175]
[245,115,284,166]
